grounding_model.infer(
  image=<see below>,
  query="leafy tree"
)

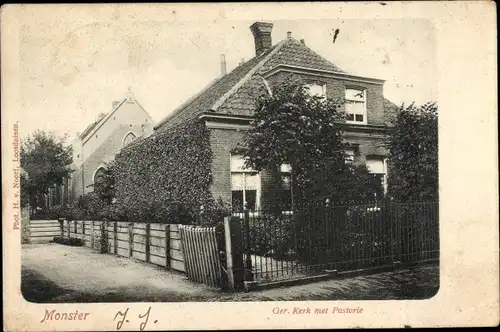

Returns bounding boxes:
[386,102,438,201]
[20,130,73,211]
[237,75,380,206]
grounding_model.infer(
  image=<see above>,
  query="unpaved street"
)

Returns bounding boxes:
[22,243,439,303]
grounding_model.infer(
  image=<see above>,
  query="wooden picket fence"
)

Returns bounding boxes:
[179,225,224,288]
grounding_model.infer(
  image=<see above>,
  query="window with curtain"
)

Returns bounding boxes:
[231,155,260,212]
[366,156,388,198]
[345,88,367,124]
[305,83,326,99]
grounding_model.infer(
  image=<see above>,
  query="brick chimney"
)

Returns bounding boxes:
[220,54,227,76]
[250,22,274,56]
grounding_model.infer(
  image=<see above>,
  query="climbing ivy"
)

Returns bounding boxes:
[114,119,214,223]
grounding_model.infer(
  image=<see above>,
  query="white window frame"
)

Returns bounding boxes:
[305,83,327,99]
[230,155,261,211]
[366,156,388,195]
[345,88,367,124]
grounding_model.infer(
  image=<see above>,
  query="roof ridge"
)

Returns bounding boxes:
[79,98,126,139]
[154,77,221,130]
[290,37,345,73]
[210,39,288,111]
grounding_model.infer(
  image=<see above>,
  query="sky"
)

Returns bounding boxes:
[19,18,436,139]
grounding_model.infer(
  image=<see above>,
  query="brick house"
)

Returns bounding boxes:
[153,22,398,211]
[64,88,154,202]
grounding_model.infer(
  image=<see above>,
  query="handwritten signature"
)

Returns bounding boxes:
[114,306,156,331]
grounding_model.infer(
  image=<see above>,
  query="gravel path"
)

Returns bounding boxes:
[22,243,439,303]
[22,243,220,302]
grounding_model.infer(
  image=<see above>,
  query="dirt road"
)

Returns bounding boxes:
[22,243,439,303]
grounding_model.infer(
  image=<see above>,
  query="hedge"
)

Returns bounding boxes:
[113,119,215,223]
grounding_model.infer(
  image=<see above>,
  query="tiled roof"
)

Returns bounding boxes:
[155,37,348,130]
[154,44,281,131]
[260,38,344,73]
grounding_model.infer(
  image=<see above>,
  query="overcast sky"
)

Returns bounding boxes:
[20,18,436,139]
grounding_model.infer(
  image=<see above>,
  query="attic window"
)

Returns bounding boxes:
[345,88,367,124]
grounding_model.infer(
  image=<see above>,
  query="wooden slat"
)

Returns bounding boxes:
[150,229,167,238]
[116,248,129,257]
[170,238,182,250]
[170,259,185,272]
[150,254,167,267]
[150,245,166,257]
[150,224,166,231]
[170,248,183,261]
[149,236,166,247]
[133,228,147,236]
[133,251,146,261]
[133,242,147,253]
[133,234,147,243]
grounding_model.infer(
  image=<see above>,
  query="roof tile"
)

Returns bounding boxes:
[156,38,346,130]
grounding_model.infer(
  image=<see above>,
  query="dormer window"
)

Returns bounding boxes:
[345,88,367,124]
[305,83,326,99]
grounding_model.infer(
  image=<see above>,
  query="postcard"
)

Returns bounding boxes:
[2,2,498,330]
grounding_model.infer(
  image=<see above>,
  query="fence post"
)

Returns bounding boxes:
[91,221,95,249]
[145,223,151,263]
[58,218,64,236]
[224,216,245,290]
[114,222,118,254]
[128,222,134,258]
[165,224,171,269]
[67,220,70,238]
[243,204,254,282]
[393,204,402,267]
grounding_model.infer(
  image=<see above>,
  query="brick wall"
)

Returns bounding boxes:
[209,128,245,205]
[268,72,387,126]
[209,127,294,208]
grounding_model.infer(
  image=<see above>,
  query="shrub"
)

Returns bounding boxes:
[200,198,232,227]
[77,192,107,219]
[114,119,214,223]
[98,204,126,222]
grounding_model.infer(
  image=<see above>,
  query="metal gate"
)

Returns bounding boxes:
[237,201,439,283]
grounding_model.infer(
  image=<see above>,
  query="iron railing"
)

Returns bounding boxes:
[231,201,439,282]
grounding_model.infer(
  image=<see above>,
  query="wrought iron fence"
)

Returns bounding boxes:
[231,201,439,283]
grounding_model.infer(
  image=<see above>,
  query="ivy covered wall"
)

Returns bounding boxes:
[113,119,214,223]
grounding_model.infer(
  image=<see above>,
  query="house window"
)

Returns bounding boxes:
[280,164,292,210]
[366,156,388,197]
[122,132,137,148]
[231,155,260,212]
[345,149,355,164]
[305,83,326,99]
[345,88,367,124]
